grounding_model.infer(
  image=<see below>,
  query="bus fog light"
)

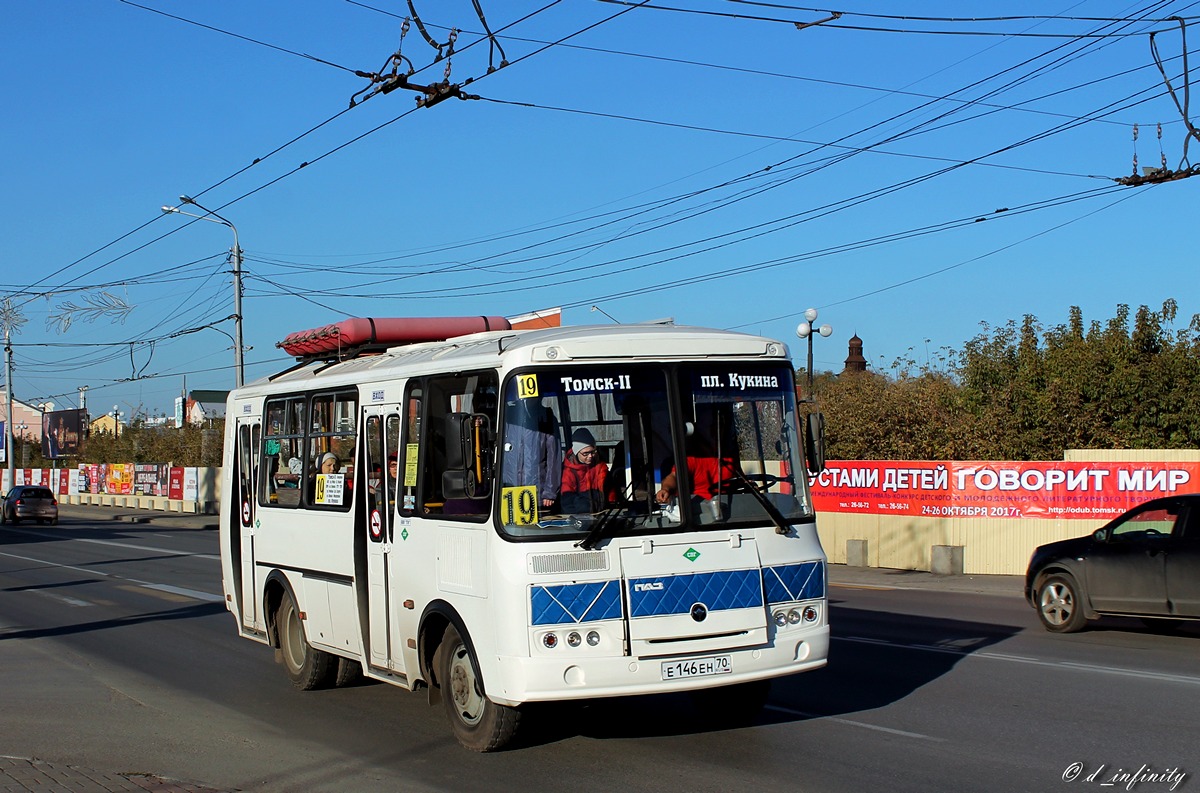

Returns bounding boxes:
[567,631,582,648]
[542,632,558,649]
[773,611,787,627]
[803,606,819,623]
[787,608,802,625]
[586,631,601,646]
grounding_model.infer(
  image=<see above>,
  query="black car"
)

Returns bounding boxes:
[0,485,59,526]
[1026,494,1200,632]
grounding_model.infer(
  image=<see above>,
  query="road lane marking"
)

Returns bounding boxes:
[29,591,93,607]
[766,704,944,742]
[837,635,1200,686]
[141,583,223,603]
[0,527,219,561]
[0,550,222,604]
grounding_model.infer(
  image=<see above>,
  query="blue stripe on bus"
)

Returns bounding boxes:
[627,569,763,617]
[763,561,825,603]
[530,580,623,626]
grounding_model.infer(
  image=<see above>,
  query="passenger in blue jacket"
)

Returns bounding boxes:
[500,400,562,509]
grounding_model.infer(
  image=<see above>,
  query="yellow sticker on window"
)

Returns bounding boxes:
[516,373,539,399]
[500,486,539,526]
[404,443,419,487]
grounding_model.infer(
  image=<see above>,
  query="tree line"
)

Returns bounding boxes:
[811,300,1200,461]
[18,422,224,469]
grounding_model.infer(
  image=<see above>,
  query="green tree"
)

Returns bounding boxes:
[810,300,1200,461]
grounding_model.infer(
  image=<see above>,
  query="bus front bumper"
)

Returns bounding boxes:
[487,625,829,706]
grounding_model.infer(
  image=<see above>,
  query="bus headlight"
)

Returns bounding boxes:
[567,631,582,648]
[787,608,803,625]
[542,632,558,649]
[803,605,819,623]
[586,631,601,646]
[773,611,788,627]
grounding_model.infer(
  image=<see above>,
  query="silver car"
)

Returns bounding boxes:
[0,485,59,525]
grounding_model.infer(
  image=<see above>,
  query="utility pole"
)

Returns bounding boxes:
[161,199,245,387]
[4,324,12,487]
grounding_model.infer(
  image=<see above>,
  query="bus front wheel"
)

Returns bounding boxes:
[277,590,335,690]
[438,626,521,752]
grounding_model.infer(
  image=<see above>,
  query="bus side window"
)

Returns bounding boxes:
[398,386,422,517]
[418,372,497,519]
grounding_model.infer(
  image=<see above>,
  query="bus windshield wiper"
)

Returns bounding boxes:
[730,465,791,535]
[575,483,635,550]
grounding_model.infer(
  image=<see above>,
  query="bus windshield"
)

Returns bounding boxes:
[496,363,813,540]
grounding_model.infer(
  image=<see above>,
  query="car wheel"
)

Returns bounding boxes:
[276,590,335,690]
[438,625,520,752]
[1037,574,1088,633]
[0,508,6,525]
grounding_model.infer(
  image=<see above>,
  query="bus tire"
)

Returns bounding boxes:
[277,590,335,690]
[334,656,363,687]
[438,625,520,752]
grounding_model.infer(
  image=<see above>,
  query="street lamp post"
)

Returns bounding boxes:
[795,307,833,400]
[161,196,245,388]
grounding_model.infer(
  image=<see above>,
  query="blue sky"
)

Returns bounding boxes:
[3,1,1198,420]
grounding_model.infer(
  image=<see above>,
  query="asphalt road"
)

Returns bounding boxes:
[0,509,1195,792]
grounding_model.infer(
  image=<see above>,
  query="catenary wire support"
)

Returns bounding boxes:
[1118,19,1200,185]
[349,18,475,108]
[1150,16,1200,169]
[471,0,509,73]
[1132,123,1139,176]
[408,0,455,61]
[350,18,415,107]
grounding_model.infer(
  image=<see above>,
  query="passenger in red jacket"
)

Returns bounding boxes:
[560,428,615,514]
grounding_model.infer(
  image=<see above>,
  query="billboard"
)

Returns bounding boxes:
[811,460,1200,521]
[41,409,87,458]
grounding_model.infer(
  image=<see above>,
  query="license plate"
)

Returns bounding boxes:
[661,655,732,680]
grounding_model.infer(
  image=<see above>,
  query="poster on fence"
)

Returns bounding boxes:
[811,460,1200,521]
[168,467,185,501]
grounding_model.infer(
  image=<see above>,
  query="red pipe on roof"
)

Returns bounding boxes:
[277,316,512,358]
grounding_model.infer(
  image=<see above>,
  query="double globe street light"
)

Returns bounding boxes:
[796,307,833,399]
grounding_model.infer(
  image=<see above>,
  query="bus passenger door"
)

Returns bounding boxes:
[236,420,261,630]
[363,409,406,674]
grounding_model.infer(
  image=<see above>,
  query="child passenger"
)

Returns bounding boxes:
[560,428,615,514]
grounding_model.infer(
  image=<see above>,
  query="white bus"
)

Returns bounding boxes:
[219,317,830,751]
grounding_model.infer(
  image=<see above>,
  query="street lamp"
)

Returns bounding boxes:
[796,307,833,400]
[162,196,245,388]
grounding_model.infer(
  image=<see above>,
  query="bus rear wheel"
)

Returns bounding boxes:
[277,590,334,690]
[438,626,520,752]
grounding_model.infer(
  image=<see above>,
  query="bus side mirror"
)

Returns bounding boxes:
[804,412,826,474]
[444,413,493,500]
